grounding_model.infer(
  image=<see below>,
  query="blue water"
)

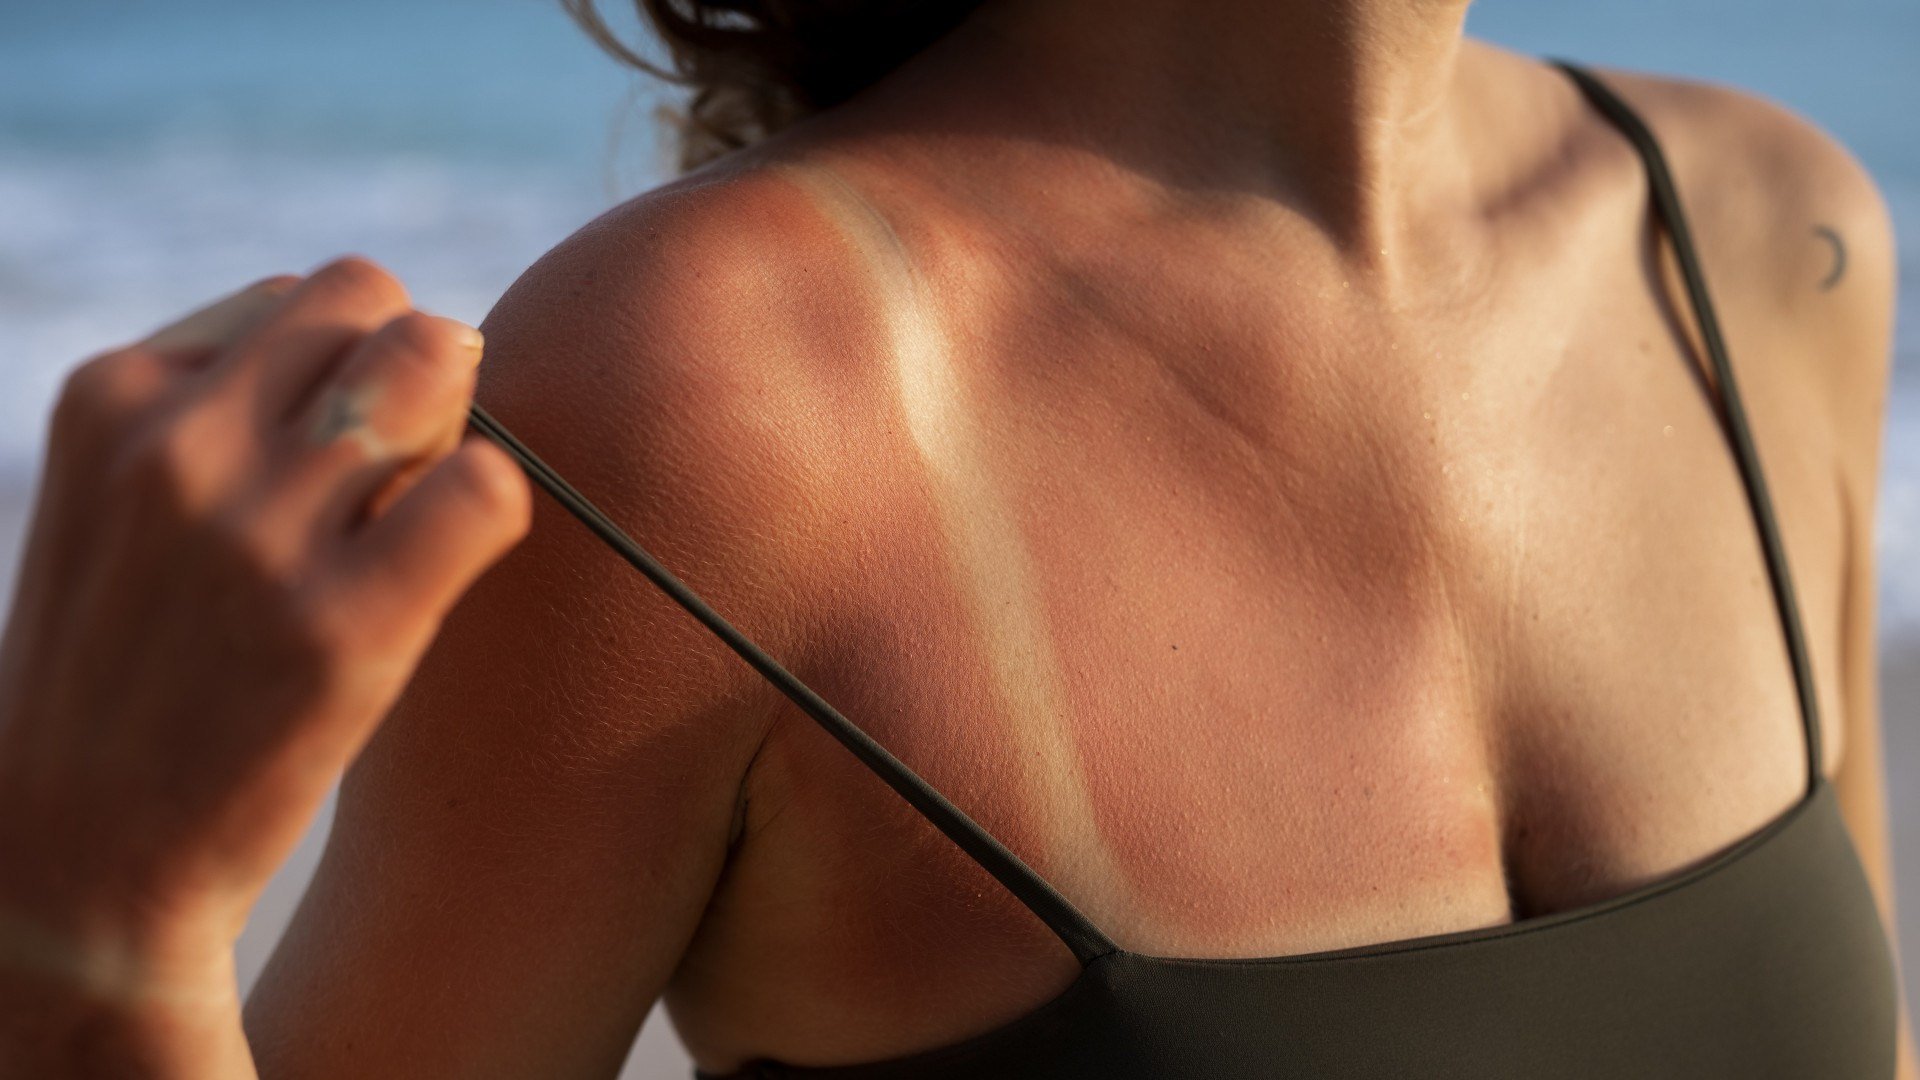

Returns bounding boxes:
[0,0,1915,639]
[1,4,1915,1073]
[3,4,1920,630]
[0,10,1912,595]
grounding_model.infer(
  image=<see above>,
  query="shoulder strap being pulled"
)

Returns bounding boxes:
[464,403,1118,964]
[466,61,1823,962]
[1548,59,1825,794]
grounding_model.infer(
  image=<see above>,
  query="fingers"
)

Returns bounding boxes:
[260,309,486,541]
[143,276,303,361]
[24,275,310,621]
[324,434,532,645]
[50,347,180,462]
[198,256,413,433]
[50,276,302,455]
[54,253,531,682]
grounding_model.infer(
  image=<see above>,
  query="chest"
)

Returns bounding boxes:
[663,210,1849,1067]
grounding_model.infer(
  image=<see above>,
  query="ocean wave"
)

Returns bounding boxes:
[2,137,632,454]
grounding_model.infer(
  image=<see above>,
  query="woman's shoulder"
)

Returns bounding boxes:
[470,147,912,618]
[1588,64,1887,245]
[245,158,913,1069]
[1572,63,1894,346]
[1572,60,1895,448]
[479,147,892,418]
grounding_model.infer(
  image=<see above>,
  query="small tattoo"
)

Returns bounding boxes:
[308,385,370,445]
[1813,224,1846,290]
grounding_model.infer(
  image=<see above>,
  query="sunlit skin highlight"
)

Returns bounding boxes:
[216,3,1912,1077]
[777,160,1140,908]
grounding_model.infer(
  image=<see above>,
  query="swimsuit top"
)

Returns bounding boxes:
[466,58,1902,1080]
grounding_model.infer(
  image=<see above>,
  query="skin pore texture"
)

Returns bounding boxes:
[242,0,1913,1077]
[785,161,1140,912]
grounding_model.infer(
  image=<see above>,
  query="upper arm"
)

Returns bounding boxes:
[1671,65,1903,936]
[242,167,862,1078]
[1816,129,1903,973]
[1690,84,1904,918]
[1606,66,1911,1070]
[1604,67,1900,823]
[1820,147,1912,1079]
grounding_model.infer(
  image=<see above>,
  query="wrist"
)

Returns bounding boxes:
[0,904,252,1078]
[0,901,233,1007]
[0,810,249,1001]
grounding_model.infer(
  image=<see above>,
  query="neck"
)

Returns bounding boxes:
[950,0,1481,257]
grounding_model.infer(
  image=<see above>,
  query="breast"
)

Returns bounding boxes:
[661,158,1855,1069]
[712,780,1898,1080]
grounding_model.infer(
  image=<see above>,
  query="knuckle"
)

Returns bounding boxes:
[371,311,461,370]
[228,501,293,569]
[338,318,475,436]
[281,576,413,696]
[281,581,357,671]
[217,514,349,665]
[449,443,530,521]
[58,350,119,403]
[112,420,198,492]
[106,410,224,515]
[309,255,408,308]
[55,349,146,427]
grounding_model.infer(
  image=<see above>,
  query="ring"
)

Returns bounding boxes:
[303,383,393,461]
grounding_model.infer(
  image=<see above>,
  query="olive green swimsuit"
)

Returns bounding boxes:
[466,58,1901,1079]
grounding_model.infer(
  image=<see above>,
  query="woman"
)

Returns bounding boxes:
[0,0,1911,1075]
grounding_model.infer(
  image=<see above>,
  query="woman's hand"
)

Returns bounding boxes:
[0,258,533,1074]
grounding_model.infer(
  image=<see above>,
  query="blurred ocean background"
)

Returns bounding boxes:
[1,0,1914,1074]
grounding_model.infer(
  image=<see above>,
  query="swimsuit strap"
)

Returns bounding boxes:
[464,56,1824,969]
[1550,59,1825,793]
[464,404,1118,964]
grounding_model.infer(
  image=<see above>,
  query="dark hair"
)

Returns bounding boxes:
[561,0,985,175]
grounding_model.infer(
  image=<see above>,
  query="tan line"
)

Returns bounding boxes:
[775,160,1129,909]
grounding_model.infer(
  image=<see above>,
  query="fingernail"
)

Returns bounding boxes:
[433,317,485,363]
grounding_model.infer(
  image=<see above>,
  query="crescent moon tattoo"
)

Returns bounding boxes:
[1813,224,1846,290]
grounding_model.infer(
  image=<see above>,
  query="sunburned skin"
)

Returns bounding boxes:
[774,159,1142,912]
[664,72,1867,1061]
[763,155,1514,957]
